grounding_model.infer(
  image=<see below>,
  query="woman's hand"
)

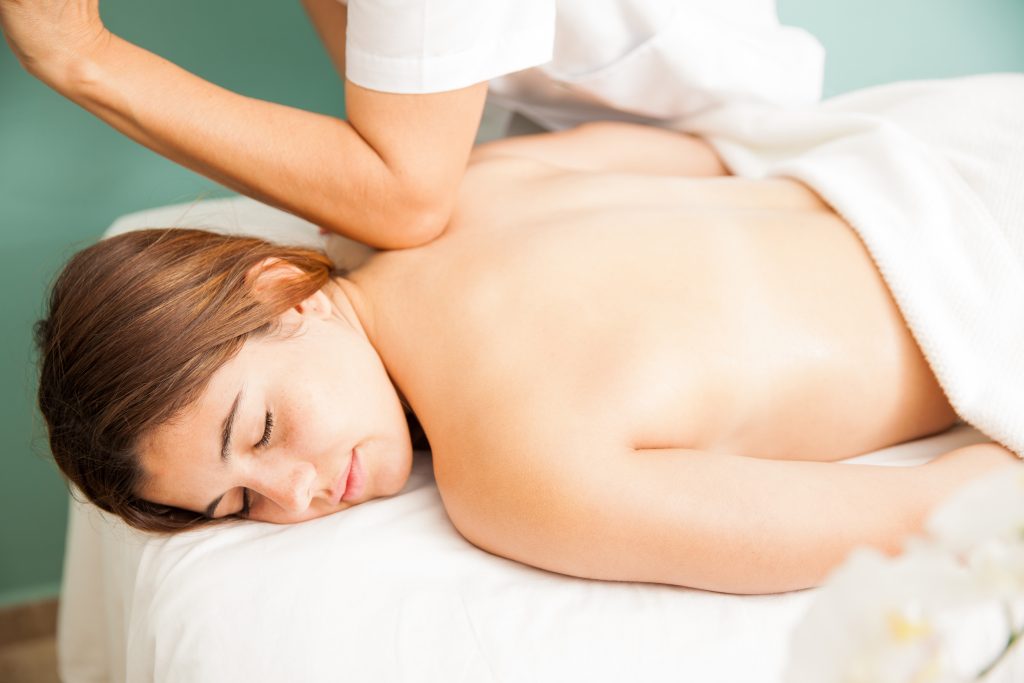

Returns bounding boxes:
[0,0,108,84]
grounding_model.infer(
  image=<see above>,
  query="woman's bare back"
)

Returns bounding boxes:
[338,124,1008,592]
[353,134,957,466]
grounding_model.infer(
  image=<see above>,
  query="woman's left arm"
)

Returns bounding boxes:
[444,442,1020,595]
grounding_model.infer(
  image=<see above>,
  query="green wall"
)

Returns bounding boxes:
[780,0,1024,97]
[0,0,343,607]
[1,0,1022,606]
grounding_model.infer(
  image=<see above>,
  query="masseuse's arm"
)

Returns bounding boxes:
[446,441,1020,594]
[0,0,486,248]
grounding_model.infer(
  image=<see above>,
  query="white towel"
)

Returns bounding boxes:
[675,75,1024,457]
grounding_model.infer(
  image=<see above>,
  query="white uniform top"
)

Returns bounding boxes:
[339,0,824,130]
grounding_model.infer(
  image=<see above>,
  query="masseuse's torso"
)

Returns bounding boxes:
[349,130,958,472]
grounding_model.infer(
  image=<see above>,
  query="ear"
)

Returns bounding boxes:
[246,257,333,320]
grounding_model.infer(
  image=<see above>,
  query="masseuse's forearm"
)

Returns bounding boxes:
[46,34,440,248]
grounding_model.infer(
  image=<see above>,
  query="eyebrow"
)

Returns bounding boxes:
[204,388,244,519]
[221,388,243,462]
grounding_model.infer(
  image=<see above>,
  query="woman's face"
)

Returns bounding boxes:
[137,279,413,524]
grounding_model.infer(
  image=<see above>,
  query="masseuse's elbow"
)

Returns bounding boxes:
[367,185,452,250]
[393,201,450,248]
[319,199,448,250]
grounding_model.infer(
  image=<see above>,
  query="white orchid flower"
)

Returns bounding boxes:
[786,463,1024,682]
[927,464,1024,603]
[784,540,1012,682]
[927,465,1024,556]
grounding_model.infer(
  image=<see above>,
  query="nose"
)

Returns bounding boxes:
[249,459,318,513]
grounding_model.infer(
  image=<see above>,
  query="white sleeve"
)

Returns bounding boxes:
[547,0,824,113]
[340,0,556,94]
[488,0,825,131]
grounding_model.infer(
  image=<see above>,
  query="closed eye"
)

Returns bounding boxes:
[237,411,273,519]
[256,410,274,449]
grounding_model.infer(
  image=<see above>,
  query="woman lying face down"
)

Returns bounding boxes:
[137,267,416,524]
[36,122,1021,593]
[36,232,415,528]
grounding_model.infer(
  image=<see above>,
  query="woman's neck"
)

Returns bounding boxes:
[324,275,374,342]
[324,273,414,412]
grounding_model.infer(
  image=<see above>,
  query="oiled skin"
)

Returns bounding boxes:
[349,126,958,466]
[334,123,991,591]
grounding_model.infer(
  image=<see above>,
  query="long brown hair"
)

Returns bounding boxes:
[35,228,337,532]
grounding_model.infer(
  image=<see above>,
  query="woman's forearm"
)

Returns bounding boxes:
[39,33,440,248]
[923,441,1022,498]
[447,439,1022,594]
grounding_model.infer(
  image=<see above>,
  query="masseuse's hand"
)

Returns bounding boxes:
[0,0,108,83]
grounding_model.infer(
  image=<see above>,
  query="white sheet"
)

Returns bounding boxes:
[58,196,1000,683]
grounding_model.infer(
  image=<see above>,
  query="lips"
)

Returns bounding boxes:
[341,447,365,503]
[329,453,354,506]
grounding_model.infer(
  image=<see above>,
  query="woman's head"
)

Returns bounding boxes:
[36,228,414,532]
